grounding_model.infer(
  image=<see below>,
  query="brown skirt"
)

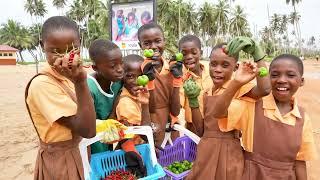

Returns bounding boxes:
[186,134,244,180]
[34,136,84,180]
[242,152,296,180]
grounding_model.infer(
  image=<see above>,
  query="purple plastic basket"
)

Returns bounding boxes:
[157,136,197,180]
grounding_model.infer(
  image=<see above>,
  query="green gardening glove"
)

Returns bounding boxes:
[183,78,201,108]
[226,36,266,62]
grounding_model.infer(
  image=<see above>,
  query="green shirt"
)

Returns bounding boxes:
[87,75,123,154]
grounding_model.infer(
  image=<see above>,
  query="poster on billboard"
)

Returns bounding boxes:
[110,0,156,50]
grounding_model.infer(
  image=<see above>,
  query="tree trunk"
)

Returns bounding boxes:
[18,50,24,62]
[286,30,290,53]
[293,5,302,55]
[28,49,39,73]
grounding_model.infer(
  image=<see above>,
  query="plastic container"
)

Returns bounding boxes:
[158,136,197,180]
[79,126,165,180]
[157,125,200,180]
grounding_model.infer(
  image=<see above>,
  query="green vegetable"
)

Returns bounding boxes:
[258,67,268,77]
[143,49,154,58]
[166,160,193,174]
[175,52,183,61]
[137,75,149,86]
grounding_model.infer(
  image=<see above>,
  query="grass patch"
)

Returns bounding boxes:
[17,61,37,65]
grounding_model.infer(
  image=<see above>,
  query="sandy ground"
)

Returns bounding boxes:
[0,60,320,179]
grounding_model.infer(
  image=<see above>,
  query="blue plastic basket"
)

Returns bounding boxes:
[89,144,165,180]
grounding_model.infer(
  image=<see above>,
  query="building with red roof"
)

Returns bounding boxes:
[0,45,18,65]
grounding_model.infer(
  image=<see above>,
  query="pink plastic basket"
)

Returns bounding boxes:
[157,136,197,180]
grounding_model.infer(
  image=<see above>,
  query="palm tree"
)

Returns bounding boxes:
[95,0,110,34]
[270,13,281,51]
[157,0,171,24]
[33,0,47,18]
[53,0,66,9]
[24,0,47,59]
[53,0,66,14]
[198,2,216,46]
[270,14,281,34]
[260,26,275,56]
[285,0,301,10]
[307,36,316,50]
[229,5,250,36]
[279,15,290,52]
[24,0,35,18]
[179,1,198,35]
[213,0,230,42]
[289,11,301,51]
[0,20,34,62]
[285,0,302,54]
[67,0,86,23]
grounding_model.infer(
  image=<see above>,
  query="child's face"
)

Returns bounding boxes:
[270,58,304,102]
[139,28,165,56]
[180,41,201,72]
[123,61,142,95]
[141,17,150,25]
[42,29,80,66]
[92,49,124,82]
[209,49,237,87]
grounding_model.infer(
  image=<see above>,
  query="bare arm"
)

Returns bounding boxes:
[139,88,151,126]
[58,80,96,138]
[55,55,96,138]
[141,104,151,126]
[212,62,257,118]
[170,87,181,116]
[211,80,243,118]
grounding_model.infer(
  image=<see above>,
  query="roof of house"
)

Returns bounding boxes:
[0,45,18,52]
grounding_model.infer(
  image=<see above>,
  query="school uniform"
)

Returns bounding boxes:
[150,57,179,147]
[87,75,122,154]
[219,93,317,180]
[116,87,145,144]
[180,62,212,135]
[187,80,254,180]
[25,63,84,180]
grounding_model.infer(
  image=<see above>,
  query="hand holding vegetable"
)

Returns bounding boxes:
[224,36,266,62]
[183,78,201,108]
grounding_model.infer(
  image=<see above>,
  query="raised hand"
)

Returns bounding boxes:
[52,52,86,83]
[234,61,258,85]
[226,36,266,62]
[136,86,150,105]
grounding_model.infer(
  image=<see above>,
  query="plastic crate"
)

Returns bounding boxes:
[80,126,166,180]
[90,144,165,180]
[157,136,197,180]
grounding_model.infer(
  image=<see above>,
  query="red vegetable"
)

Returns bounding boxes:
[68,49,80,64]
[104,170,137,180]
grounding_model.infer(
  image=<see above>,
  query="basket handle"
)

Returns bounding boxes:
[79,126,157,180]
[173,124,200,144]
[160,124,200,148]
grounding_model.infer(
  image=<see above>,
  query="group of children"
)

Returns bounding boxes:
[25,16,317,180]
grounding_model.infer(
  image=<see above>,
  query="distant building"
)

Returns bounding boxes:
[0,45,18,65]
